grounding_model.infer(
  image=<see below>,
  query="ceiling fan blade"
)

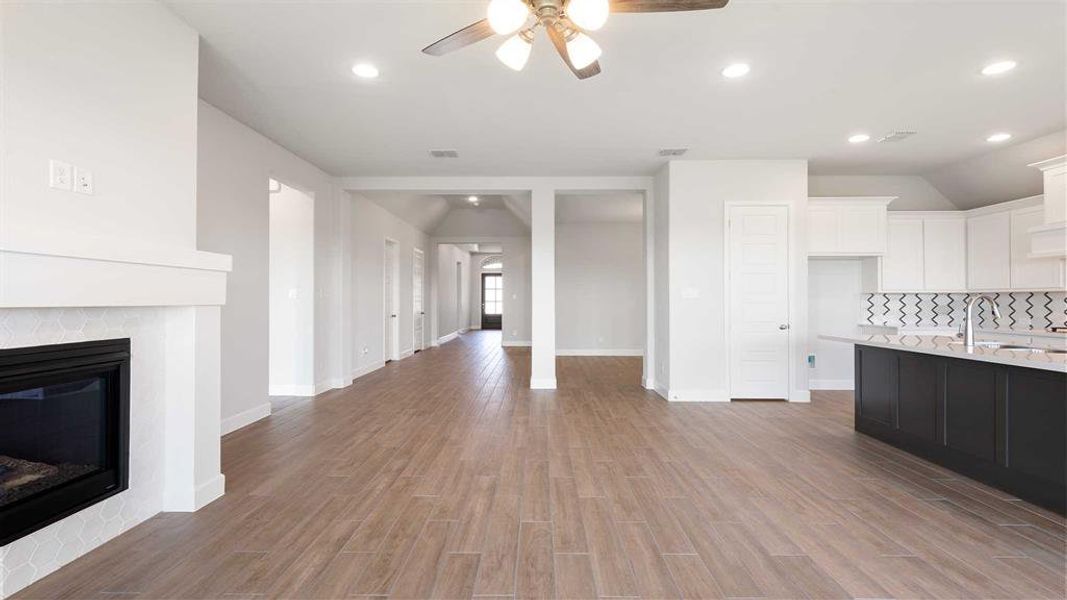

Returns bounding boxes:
[611,0,729,12]
[546,25,602,80]
[422,19,495,56]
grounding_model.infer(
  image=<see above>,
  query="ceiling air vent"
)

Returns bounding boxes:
[430,149,460,158]
[658,148,688,157]
[878,131,917,143]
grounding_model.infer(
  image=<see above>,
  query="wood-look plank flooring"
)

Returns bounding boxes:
[16,330,1066,599]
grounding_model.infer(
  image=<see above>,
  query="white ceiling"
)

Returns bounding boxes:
[557,192,644,223]
[169,1,1065,177]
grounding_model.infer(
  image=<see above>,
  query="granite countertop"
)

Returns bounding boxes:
[821,334,1067,373]
[858,323,1067,339]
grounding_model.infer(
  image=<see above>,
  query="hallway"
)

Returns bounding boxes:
[16,331,1066,599]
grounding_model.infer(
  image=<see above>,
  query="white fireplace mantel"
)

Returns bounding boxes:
[0,241,232,308]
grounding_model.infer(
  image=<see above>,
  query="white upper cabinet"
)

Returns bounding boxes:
[967,211,1011,290]
[879,213,966,292]
[881,216,925,291]
[807,197,894,257]
[1011,206,1065,290]
[923,216,968,291]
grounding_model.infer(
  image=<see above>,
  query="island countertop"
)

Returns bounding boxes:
[820,333,1067,373]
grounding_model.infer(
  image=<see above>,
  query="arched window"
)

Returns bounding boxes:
[481,255,503,270]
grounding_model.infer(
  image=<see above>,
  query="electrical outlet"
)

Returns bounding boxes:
[74,167,94,194]
[49,160,73,191]
[361,347,369,356]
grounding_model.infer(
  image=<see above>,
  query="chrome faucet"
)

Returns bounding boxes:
[962,294,1001,348]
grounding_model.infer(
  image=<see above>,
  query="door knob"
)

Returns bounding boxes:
[391,314,397,318]
[779,324,790,330]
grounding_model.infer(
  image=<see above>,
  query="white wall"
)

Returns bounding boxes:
[555,223,645,354]
[663,160,809,402]
[1,1,198,253]
[349,193,430,377]
[436,244,472,339]
[653,168,671,395]
[268,183,315,394]
[809,175,957,211]
[198,101,347,429]
[808,259,863,390]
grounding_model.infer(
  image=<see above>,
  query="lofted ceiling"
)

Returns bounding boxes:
[362,191,530,233]
[168,0,1065,177]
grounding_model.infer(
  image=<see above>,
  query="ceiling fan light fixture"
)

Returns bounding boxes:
[566,32,602,70]
[488,0,530,35]
[496,33,533,71]
[566,0,609,31]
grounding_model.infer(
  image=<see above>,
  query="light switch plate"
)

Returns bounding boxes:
[74,167,94,194]
[49,160,73,191]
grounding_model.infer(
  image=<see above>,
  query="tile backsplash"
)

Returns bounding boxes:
[863,292,1067,331]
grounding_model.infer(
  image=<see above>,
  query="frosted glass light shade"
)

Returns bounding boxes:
[496,34,533,71]
[488,0,529,35]
[566,32,602,69]
[567,0,609,31]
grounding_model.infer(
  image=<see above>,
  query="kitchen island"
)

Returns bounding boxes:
[822,334,1066,514]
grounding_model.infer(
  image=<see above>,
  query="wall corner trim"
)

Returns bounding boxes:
[351,361,386,382]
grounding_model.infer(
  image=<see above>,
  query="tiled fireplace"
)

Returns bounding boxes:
[0,338,132,546]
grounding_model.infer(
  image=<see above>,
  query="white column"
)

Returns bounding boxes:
[163,306,225,512]
[530,187,557,389]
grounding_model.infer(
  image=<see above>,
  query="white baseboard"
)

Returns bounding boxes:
[351,361,385,381]
[654,384,669,400]
[194,474,226,510]
[438,331,459,344]
[461,327,470,333]
[642,376,655,390]
[268,384,316,397]
[164,473,226,512]
[666,389,730,402]
[530,377,557,389]
[469,325,482,330]
[790,389,812,403]
[502,340,531,347]
[809,379,854,391]
[313,378,348,395]
[556,348,644,357]
[400,348,414,360]
[221,402,271,436]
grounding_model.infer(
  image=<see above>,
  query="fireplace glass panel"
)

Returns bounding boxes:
[0,376,109,508]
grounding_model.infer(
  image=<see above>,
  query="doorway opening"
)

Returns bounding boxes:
[384,238,400,362]
[268,178,314,396]
[481,272,503,330]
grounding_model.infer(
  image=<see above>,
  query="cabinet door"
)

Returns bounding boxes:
[857,346,896,427]
[898,353,941,443]
[1011,207,1065,290]
[945,359,998,462]
[808,206,840,254]
[839,206,887,255]
[1007,369,1066,485]
[882,218,925,291]
[967,212,1011,291]
[923,217,967,291]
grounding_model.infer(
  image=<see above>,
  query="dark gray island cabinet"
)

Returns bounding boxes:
[854,344,1066,514]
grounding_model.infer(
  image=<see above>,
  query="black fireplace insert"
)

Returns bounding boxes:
[0,339,130,545]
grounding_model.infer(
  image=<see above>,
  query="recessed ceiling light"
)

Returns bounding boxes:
[467,196,479,203]
[721,63,751,79]
[352,63,380,79]
[987,132,1012,143]
[848,133,871,144]
[981,60,1017,76]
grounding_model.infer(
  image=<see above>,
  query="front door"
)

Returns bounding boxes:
[728,205,790,399]
[481,273,503,330]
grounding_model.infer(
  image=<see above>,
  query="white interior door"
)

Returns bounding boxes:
[413,249,424,351]
[728,205,790,399]
[384,240,398,362]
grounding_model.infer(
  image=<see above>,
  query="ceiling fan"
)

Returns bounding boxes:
[422,0,729,80]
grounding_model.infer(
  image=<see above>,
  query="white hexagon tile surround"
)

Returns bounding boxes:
[0,308,168,598]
